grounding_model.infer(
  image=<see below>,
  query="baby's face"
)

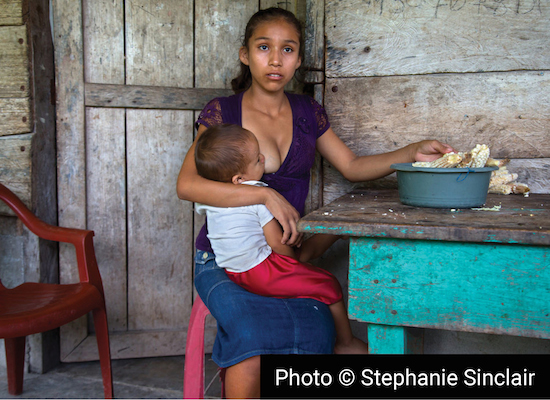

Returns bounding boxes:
[240,137,265,182]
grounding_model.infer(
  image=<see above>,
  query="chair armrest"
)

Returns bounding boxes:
[0,183,104,290]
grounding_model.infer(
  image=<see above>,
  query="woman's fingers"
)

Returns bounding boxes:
[264,188,303,246]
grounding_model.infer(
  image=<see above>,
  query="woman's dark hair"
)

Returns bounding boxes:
[231,7,305,94]
[195,124,256,183]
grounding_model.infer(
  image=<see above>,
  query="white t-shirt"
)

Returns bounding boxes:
[195,181,274,273]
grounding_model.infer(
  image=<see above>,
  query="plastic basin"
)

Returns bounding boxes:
[390,163,498,208]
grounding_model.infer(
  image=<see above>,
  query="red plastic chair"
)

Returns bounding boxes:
[0,183,113,398]
[183,295,224,399]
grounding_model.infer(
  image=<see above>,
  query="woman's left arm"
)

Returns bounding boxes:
[316,128,454,182]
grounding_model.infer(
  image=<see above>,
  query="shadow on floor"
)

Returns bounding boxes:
[0,355,221,399]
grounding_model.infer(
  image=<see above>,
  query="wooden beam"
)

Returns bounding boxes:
[85,83,233,110]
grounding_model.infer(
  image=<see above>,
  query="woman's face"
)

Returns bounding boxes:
[239,18,302,92]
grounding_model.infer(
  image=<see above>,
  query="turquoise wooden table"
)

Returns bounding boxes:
[298,189,550,354]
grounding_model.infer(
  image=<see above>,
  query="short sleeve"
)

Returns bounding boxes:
[195,98,223,130]
[309,97,330,138]
[256,204,274,227]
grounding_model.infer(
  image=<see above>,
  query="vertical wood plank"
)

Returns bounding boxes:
[83,0,125,84]
[195,1,258,89]
[127,109,194,330]
[86,107,127,331]
[125,0,193,87]
[52,0,87,359]
[83,0,127,332]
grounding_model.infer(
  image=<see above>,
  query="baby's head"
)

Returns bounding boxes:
[195,124,265,184]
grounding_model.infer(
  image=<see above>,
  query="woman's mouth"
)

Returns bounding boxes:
[267,73,283,80]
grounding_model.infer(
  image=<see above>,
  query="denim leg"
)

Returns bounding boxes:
[194,250,336,367]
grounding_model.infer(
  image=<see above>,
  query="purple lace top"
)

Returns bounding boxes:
[195,91,330,252]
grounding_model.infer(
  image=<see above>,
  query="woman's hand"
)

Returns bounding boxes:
[411,140,455,163]
[263,188,303,247]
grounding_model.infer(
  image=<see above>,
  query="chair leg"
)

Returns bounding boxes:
[183,296,211,399]
[5,336,26,395]
[92,307,114,399]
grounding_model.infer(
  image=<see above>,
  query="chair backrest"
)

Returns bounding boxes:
[0,182,104,291]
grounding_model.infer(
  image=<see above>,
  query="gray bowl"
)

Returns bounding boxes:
[391,163,498,208]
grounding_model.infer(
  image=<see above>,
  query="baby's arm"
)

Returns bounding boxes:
[262,219,296,258]
[263,218,340,263]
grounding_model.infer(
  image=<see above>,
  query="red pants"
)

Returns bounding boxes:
[225,252,342,305]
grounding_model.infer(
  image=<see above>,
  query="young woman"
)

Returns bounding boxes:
[177,8,453,398]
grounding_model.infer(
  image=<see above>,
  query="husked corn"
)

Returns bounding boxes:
[489,167,518,186]
[488,184,513,195]
[469,144,490,168]
[412,152,462,168]
[485,158,510,168]
[489,182,530,195]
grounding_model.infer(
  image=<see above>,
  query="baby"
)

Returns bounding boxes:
[194,123,368,354]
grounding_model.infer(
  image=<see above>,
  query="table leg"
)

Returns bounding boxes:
[367,324,423,354]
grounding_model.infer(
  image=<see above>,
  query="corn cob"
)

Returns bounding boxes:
[489,167,518,186]
[488,184,513,195]
[485,158,510,168]
[468,144,490,168]
[412,152,462,168]
[488,182,530,195]
[457,152,472,168]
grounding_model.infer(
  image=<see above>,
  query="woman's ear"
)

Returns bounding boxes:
[239,46,249,66]
[295,55,302,70]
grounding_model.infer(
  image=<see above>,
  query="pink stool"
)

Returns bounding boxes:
[183,295,225,399]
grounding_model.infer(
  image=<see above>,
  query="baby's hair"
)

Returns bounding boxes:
[195,124,256,183]
[231,7,304,94]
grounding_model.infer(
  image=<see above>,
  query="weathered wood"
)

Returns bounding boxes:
[349,236,550,339]
[324,72,550,159]
[52,0,88,361]
[86,107,127,332]
[326,0,550,77]
[0,25,30,99]
[83,0,124,85]
[126,109,194,330]
[85,83,233,110]
[0,0,28,26]
[0,134,31,216]
[298,189,550,246]
[125,0,193,87]
[0,97,32,136]
[62,327,216,362]
[366,325,422,354]
[303,0,324,72]
[195,1,257,89]
[83,0,126,334]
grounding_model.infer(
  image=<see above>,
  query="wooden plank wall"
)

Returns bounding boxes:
[53,0,323,361]
[0,0,32,215]
[323,0,550,203]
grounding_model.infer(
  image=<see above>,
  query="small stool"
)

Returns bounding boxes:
[183,295,224,398]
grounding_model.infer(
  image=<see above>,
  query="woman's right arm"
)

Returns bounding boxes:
[177,124,303,245]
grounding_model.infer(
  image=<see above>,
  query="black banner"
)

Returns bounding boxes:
[260,354,548,398]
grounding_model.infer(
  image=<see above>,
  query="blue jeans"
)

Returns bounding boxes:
[194,250,336,367]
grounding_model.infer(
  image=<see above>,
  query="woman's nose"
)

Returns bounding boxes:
[269,51,281,66]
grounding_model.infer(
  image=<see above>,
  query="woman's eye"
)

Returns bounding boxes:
[283,47,293,53]
[259,45,268,51]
